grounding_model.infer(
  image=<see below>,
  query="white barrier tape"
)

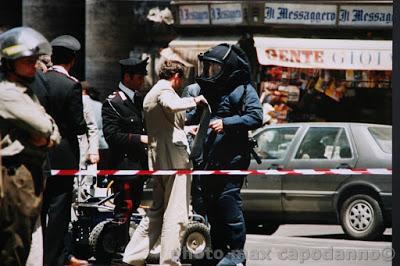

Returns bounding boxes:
[256,170,291,175]
[219,170,252,175]
[330,169,362,175]
[114,170,139,176]
[293,169,327,175]
[50,168,392,176]
[366,168,392,175]
[50,170,60,176]
[154,170,178,175]
[192,170,214,175]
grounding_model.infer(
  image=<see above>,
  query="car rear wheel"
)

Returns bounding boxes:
[340,194,385,240]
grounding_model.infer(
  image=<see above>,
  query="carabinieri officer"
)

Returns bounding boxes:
[102,56,149,250]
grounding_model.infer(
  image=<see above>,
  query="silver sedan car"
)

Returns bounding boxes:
[244,122,391,240]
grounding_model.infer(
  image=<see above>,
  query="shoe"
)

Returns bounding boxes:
[112,216,129,225]
[113,252,124,260]
[216,250,246,266]
[66,256,89,266]
[110,260,133,266]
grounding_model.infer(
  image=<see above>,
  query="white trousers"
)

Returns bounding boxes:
[123,174,191,266]
[26,216,43,266]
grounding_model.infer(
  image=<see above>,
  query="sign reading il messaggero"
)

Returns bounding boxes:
[179,5,209,25]
[339,5,392,27]
[264,3,337,25]
[210,3,243,25]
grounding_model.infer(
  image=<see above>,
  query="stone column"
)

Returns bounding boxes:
[86,0,176,99]
[22,0,85,80]
[0,0,22,32]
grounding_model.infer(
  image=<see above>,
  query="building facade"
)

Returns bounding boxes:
[169,0,392,124]
[1,0,392,124]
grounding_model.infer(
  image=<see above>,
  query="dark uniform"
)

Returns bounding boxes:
[102,57,148,226]
[182,83,206,217]
[40,35,87,266]
[189,44,263,266]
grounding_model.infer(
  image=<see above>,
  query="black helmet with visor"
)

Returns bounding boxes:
[196,43,250,94]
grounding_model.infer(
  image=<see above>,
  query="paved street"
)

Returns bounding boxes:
[245,225,392,266]
[91,225,392,265]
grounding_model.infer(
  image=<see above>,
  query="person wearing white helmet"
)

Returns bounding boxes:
[0,26,61,266]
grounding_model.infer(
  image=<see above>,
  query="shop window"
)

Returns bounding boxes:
[254,127,298,159]
[295,127,351,159]
[259,66,392,124]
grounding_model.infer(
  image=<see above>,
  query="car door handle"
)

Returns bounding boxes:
[336,163,351,169]
[268,164,283,170]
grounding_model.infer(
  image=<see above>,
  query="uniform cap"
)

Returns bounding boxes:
[119,56,149,75]
[50,35,81,51]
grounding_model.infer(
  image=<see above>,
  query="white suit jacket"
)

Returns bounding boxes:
[143,79,196,170]
[78,95,99,166]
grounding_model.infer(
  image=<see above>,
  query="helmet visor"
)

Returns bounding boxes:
[199,60,222,79]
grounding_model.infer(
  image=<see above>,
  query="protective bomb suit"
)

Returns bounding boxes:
[188,44,263,266]
[0,27,60,265]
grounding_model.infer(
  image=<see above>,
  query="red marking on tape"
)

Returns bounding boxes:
[98,170,119,175]
[213,170,229,175]
[55,170,80,176]
[285,170,298,175]
[353,169,370,174]
[175,169,193,175]
[135,170,156,175]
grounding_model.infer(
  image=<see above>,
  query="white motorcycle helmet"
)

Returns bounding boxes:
[0,26,51,60]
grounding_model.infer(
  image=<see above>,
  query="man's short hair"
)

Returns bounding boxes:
[119,56,148,80]
[51,46,76,65]
[158,60,185,80]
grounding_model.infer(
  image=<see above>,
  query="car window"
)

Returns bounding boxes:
[255,127,298,159]
[295,127,352,159]
[368,126,392,154]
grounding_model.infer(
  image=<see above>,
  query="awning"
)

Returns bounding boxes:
[168,36,239,66]
[160,47,193,67]
[158,47,194,80]
[254,37,392,71]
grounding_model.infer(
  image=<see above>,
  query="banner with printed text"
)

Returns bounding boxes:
[264,3,337,25]
[339,5,392,27]
[254,37,392,70]
[179,5,209,25]
[210,3,243,24]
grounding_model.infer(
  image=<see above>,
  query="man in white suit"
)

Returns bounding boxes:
[118,60,207,266]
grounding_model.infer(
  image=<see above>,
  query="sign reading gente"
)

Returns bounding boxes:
[262,48,390,70]
[254,37,392,70]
